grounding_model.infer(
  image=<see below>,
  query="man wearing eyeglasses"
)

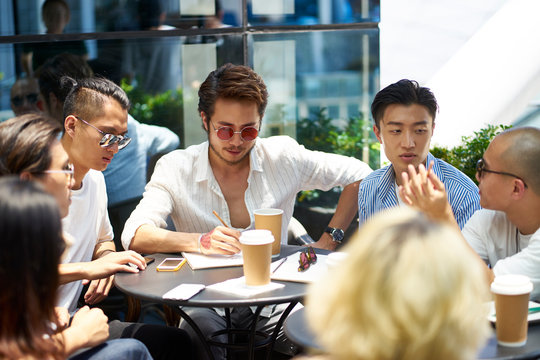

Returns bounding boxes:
[357,79,481,229]
[399,127,540,300]
[122,63,372,358]
[10,77,42,116]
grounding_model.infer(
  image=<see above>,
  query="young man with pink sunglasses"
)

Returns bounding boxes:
[122,63,372,359]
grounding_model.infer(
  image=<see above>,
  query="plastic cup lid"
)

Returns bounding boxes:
[253,208,283,216]
[491,274,533,295]
[239,229,274,245]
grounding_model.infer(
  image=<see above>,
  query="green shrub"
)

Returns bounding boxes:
[296,108,380,206]
[121,78,184,144]
[431,124,512,184]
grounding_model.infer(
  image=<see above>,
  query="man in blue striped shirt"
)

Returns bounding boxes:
[358,79,480,229]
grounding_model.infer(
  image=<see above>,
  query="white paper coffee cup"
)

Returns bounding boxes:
[239,230,274,286]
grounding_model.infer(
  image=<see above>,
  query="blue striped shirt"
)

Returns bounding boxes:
[358,153,481,229]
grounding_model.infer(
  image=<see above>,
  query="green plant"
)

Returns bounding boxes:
[121,78,184,143]
[296,108,380,206]
[430,124,512,184]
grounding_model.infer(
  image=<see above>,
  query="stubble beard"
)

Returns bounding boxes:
[209,141,254,166]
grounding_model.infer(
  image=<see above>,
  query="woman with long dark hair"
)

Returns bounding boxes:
[0,177,152,359]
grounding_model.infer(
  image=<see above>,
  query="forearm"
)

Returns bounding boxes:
[129,224,199,253]
[58,263,90,284]
[93,240,116,259]
[317,181,361,250]
[56,327,91,357]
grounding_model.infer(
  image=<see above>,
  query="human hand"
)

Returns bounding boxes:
[399,163,453,222]
[199,226,242,255]
[82,275,114,305]
[312,236,337,251]
[55,306,71,330]
[69,306,109,348]
[86,250,146,280]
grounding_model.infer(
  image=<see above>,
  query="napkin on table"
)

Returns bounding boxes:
[206,277,284,297]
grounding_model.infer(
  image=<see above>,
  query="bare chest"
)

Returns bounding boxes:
[215,175,250,229]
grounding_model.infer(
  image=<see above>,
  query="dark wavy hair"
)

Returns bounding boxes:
[198,63,268,125]
[0,113,62,177]
[371,79,438,129]
[0,177,65,359]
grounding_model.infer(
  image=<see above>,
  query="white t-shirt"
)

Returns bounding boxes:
[122,136,372,250]
[463,209,540,300]
[57,169,114,312]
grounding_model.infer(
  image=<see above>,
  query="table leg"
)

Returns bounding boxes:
[175,306,215,360]
[266,301,299,360]
[248,306,265,360]
[225,308,233,360]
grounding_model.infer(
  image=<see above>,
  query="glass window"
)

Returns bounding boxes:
[0,0,381,196]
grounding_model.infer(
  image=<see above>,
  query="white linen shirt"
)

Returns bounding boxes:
[122,135,372,250]
[463,209,540,300]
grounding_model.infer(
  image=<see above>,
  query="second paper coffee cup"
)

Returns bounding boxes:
[491,274,533,347]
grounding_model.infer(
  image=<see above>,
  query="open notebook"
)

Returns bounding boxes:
[270,253,329,283]
[181,252,243,270]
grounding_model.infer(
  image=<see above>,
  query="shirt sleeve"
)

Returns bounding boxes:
[121,154,176,250]
[97,172,114,243]
[453,192,481,230]
[283,137,372,191]
[357,183,368,228]
[462,211,490,262]
[138,120,180,155]
[493,230,540,300]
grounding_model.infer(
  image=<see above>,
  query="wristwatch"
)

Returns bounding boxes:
[325,226,344,244]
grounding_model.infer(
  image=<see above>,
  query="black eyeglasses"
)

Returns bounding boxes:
[11,93,39,106]
[211,122,259,142]
[75,116,132,150]
[298,246,317,272]
[476,158,527,188]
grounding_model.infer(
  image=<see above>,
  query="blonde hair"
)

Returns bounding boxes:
[306,208,490,360]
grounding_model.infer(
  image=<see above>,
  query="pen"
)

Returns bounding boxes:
[213,210,230,228]
[272,257,287,274]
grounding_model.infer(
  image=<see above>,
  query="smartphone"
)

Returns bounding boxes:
[144,256,155,265]
[156,257,186,272]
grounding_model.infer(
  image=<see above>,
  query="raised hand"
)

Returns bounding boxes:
[399,162,454,223]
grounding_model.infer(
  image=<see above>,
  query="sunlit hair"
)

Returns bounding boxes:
[198,63,268,124]
[498,126,540,196]
[0,176,65,359]
[0,113,62,176]
[62,76,130,122]
[371,79,438,129]
[306,208,490,360]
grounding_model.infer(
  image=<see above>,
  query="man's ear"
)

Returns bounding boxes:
[373,124,383,144]
[20,172,33,181]
[201,112,209,132]
[64,115,77,137]
[511,179,527,199]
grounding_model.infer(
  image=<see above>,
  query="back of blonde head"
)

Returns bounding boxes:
[306,208,490,360]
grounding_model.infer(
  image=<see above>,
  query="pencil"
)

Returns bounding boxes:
[212,210,230,228]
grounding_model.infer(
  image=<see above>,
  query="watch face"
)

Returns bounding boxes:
[333,229,344,242]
